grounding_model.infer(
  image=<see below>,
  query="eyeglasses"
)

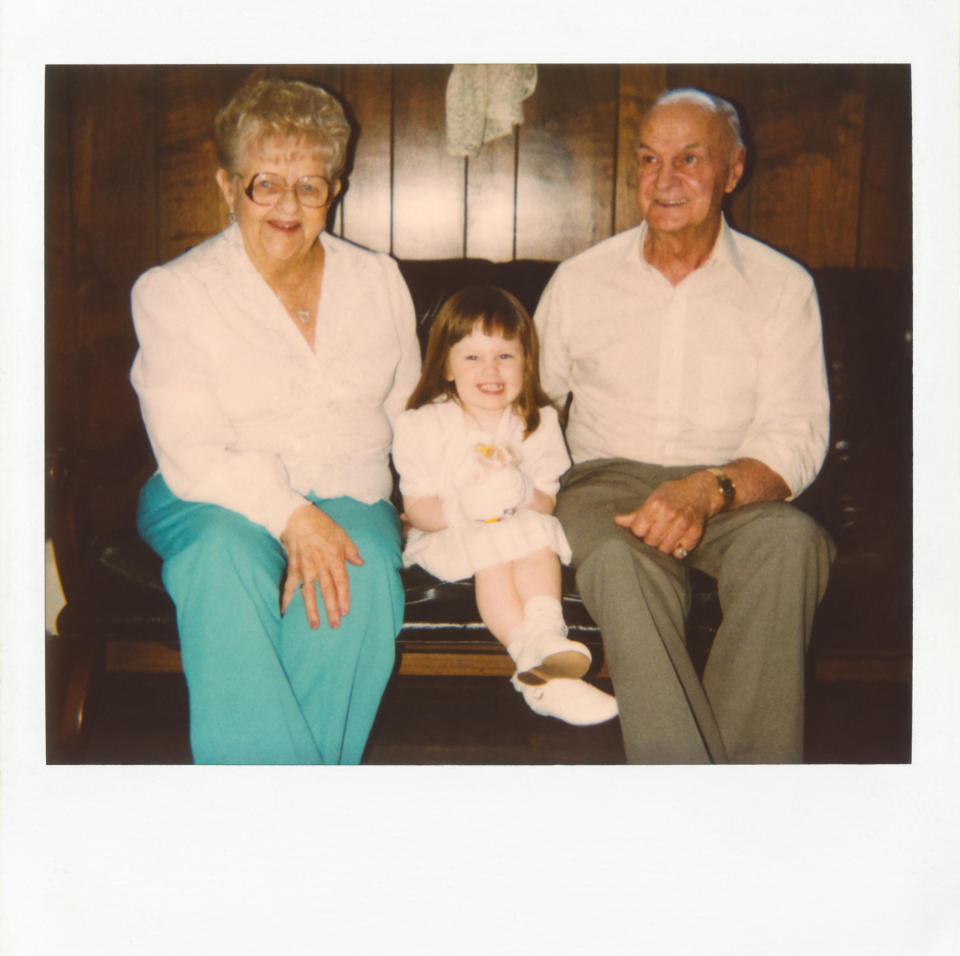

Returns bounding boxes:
[241,172,331,208]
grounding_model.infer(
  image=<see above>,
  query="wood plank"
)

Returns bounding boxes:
[392,64,466,259]
[614,65,666,235]
[857,65,912,270]
[106,641,183,674]
[515,64,619,260]
[265,64,344,88]
[815,656,911,684]
[465,127,517,261]
[59,67,159,472]
[673,64,866,269]
[340,64,394,253]
[801,87,864,269]
[397,650,610,679]
[45,66,80,456]
[45,67,78,358]
[68,66,159,347]
[398,653,515,677]
[155,65,259,263]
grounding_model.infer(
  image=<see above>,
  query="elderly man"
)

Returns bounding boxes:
[534,88,835,764]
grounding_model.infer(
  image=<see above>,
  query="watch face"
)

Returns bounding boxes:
[710,469,734,505]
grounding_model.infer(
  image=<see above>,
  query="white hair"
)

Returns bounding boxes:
[652,88,745,151]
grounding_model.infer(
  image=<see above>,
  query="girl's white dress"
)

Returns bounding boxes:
[392,400,573,582]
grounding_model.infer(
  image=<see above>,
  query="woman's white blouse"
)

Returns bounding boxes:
[130,226,421,538]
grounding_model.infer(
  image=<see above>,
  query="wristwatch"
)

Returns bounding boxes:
[706,468,735,510]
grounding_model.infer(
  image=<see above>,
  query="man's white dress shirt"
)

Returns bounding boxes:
[534,218,830,496]
[131,226,421,538]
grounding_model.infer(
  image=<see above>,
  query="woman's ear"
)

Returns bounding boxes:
[215,169,236,213]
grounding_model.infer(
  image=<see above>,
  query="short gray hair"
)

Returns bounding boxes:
[651,88,744,152]
[214,78,353,182]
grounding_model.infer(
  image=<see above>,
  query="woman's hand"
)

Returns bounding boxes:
[280,503,364,629]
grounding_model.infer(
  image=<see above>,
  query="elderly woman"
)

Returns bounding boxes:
[131,78,421,764]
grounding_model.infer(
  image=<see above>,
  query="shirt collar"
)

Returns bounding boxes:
[624,215,748,285]
[707,216,748,282]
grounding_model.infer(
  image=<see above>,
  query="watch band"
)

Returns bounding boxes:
[706,468,735,510]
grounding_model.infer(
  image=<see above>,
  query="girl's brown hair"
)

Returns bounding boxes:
[406,285,553,437]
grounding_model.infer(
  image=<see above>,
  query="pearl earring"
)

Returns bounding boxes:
[228,209,236,224]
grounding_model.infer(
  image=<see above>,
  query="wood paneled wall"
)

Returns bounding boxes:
[45,63,911,482]
[47,63,911,266]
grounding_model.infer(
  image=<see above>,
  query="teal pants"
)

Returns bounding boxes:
[137,474,405,765]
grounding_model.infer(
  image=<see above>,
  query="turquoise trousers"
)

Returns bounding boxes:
[137,474,405,765]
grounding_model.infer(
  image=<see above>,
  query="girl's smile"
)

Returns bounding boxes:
[446,325,524,430]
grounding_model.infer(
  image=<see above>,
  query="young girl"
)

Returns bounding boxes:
[392,285,617,725]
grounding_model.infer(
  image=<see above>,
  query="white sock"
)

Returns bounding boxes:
[506,620,532,663]
[523,595,566,633]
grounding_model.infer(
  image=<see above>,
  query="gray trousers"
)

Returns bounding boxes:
[557,459,835,764]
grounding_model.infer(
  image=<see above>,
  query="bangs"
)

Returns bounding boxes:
[477,309,522,341]
[443,286,527,347]
[446,311,522,347]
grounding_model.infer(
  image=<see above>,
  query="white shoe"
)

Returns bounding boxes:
[512,628,592,684]
[512,675,618,726]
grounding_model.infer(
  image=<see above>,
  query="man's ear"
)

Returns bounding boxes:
[725,147,746,195]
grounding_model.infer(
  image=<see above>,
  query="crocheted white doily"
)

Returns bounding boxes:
[445,64,538,157]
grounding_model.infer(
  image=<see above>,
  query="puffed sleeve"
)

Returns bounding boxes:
[130,266,309,538]
[379,256,422,426]
[391,407,441,499]
[519,406,572,496]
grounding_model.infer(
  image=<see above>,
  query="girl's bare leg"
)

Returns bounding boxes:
[474,561,523,646]
[513,547,562,604]
[474,548,562,644]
